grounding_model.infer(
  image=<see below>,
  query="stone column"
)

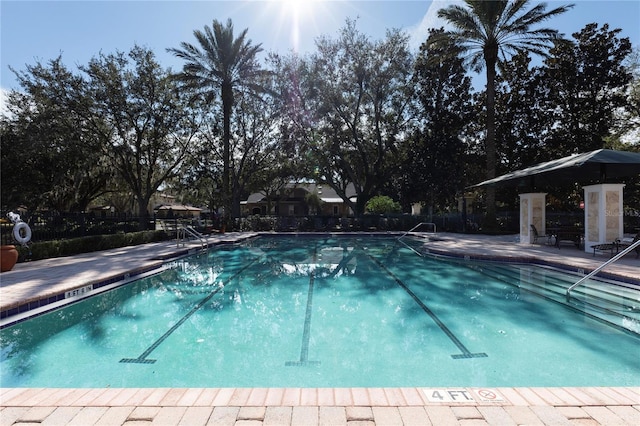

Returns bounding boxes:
[519,193,547,244]
[583,184,625,253]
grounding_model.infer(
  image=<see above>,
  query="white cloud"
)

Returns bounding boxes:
[407,0,461,51]
[0,87,11,118]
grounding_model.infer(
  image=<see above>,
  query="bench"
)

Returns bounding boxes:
[591,242,619,257]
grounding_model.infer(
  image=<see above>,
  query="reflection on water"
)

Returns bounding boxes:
[1,236,638,388]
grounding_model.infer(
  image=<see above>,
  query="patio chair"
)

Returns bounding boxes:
[617,233,640,258]
[530,224,552,245]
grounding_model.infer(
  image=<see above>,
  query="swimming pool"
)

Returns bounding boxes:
[1,235,638,388]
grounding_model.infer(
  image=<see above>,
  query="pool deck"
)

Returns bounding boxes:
[1,232,639,425]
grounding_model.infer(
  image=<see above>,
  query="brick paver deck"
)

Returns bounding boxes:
[2,386,639,425]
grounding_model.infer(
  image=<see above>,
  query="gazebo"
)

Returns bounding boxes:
[470,149,640,253]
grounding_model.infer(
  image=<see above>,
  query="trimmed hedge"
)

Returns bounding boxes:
[16,230,171,262]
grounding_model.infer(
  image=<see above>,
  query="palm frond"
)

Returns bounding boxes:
[435,0,574,72]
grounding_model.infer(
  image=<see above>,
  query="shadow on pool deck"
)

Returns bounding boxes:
[1,232,639,425]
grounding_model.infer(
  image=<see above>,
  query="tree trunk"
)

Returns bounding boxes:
[483,50,498,230]
[137,196,151,231]
[231,179,242,219]
[354,195,367,217]
[221,82,233,227]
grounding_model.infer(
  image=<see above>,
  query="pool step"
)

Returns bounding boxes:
[477,263,638,306]
[473,263,640,333]
[475,262,638,308]
[393,240,639,333]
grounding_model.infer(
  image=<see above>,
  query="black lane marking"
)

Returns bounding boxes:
[120,257,260,364]
[360,245,487,360]
[286,245,321,367]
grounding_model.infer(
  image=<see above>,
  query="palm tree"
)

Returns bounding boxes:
[168,18,264,225]
[436,0,573,228]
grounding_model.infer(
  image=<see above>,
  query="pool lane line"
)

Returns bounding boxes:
[360,245,488,360]
[286,244,321,367]
[120,256,261,365]
[325,246,356,279]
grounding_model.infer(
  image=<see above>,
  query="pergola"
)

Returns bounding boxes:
[470,149,640,252]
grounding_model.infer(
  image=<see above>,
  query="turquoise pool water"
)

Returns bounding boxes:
[1,236,638,388]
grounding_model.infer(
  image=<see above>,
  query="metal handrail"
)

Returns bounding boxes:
[566,239,640,301]
[177,223,208,249]
[398,222,437,240]
[396,237,425,258]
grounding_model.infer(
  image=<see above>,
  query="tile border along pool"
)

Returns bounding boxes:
[2,386,639,425]
[1,232,639,425]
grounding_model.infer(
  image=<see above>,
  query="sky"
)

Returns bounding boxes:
[1,0,639,96]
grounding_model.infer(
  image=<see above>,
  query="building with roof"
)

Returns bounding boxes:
[241,182,357,217]
[154,204,202,219]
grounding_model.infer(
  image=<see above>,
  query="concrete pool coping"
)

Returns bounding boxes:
[1,232,639,425]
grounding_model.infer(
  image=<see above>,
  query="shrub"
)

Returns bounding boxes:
[366,195,401,214]
[17,230,170,262]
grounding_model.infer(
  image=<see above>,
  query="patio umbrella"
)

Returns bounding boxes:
[469,149,640,189]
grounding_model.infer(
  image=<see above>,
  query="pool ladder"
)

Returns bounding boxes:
[566,239,640,301]
[397,222,437,240]
[177,224,208,250]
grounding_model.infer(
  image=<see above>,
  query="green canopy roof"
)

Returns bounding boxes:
[470,149,640,189]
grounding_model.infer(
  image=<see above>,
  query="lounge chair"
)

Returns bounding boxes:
[591,241,619,257]
[592,233,640,258]
[617,233,640,258]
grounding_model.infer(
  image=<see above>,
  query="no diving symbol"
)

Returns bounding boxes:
[478,389,496,399]
[476,389,504,402]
